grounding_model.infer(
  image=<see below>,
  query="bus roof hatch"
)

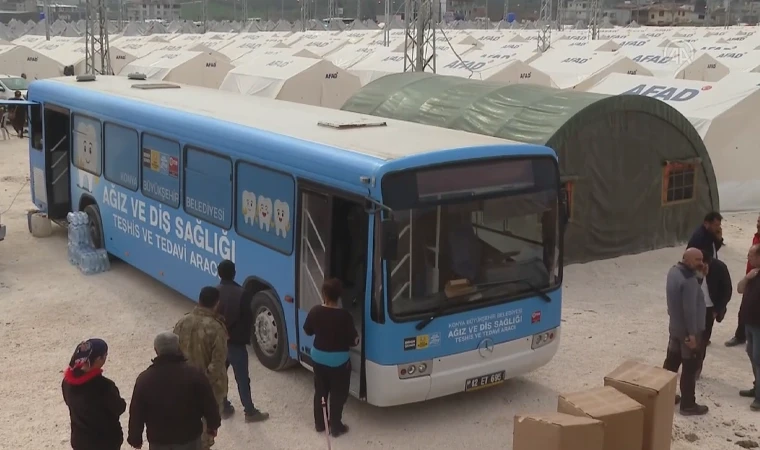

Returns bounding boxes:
[131,83,181,90]
[317,119,387,130]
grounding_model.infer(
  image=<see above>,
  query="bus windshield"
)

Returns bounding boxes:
[381,157,560,318]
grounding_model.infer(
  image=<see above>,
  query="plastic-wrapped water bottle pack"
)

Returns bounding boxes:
[67,211,110,275]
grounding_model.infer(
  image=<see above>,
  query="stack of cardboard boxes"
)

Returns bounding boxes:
[513,360,678,450]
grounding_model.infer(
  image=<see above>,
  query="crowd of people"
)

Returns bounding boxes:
[60,259,359,450]
[666,212,760,416]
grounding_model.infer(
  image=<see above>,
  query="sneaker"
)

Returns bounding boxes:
[222,404,235,419]
[675,394,681,405]
[752,401,760,411]
[740,388,756,398]
[680,404,709,416]
[244,410,270,423]
[725,337,746,347]
[330,424,349,438]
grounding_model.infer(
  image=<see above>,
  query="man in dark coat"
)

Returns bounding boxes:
[127,331,222,450]
[698,256,732,377]
[62,338,126,450]
[687,211,724,262]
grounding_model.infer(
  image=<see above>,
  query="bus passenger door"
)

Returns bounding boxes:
[296,190,332,369]
[43,104,72,220]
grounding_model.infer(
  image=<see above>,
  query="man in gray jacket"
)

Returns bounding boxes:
[664,247,709,416]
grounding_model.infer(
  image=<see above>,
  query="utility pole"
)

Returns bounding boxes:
[328,0,336,19]
[201,0,208,32]
[117,0,123,30]
[383,0,391,45]
[556,0,565,30]
[242,0,248,23]
[503,0,508,22]
[85,0,112,75]
[357,0,361,20]
[537,0,552,52]
[43,0,50,40]
[725,0,731,27]
[589,0,601,39]
[403,0,436,72]
[485,0,489,28]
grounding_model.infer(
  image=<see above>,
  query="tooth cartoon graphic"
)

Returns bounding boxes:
[241,190,257,225]
[74,119,100,193]
[273,199,290,238]
[258,196,273,232]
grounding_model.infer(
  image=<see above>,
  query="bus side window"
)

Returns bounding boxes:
[30,104,42,151]
[183,146,232,229]
[141,133,180,208]
[234,161,295,255]
[103,123,139,191]
[71,114,102,176]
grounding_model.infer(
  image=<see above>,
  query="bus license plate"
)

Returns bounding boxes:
[464,371,506,392]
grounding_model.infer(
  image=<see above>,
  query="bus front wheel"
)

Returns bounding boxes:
[250,290,291,371]
[83,204,104,249]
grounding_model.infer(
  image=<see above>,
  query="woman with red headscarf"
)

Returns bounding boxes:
[61,338,126,450]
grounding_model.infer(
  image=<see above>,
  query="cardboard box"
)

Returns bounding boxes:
[558,386,645,450]
[513,412,604,450]
[604,360,678,450]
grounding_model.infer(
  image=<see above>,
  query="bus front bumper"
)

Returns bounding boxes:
[365,327,560,407]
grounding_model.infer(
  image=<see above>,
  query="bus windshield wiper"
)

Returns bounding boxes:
[415,278,551,331]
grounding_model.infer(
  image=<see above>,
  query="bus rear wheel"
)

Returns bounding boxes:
[250,290,291,371]
[83,204,104,249]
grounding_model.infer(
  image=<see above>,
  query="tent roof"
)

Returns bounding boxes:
[229,54,323,79]
[341,72,718,208]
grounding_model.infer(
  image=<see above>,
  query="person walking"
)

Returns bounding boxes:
[127,332,222,450]
[738,244,760,410]
[727,214,760,347]
[174,287,229,450]
[697,256,732,377]
[663,248,709,416]
[303,278,359,438]
[687,211,724,262]
[216,259,269,423]
[8,90,25,138]
[61,338,127,450]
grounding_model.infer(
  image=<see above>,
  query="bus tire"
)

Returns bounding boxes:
[250,289,291,371]
[83,204,104,250]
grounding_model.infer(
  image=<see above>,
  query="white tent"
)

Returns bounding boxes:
[435,53,553,86]
[550,39,620,52]
[529,50,652,90]
[472,43,540,63]
[232,47,319,66]
[703,49,760,74]
[112,40,173,58]
[348,50,404,85]
[323,44,377,69]
[119,50,234,89]
[0,45,62,79]
[217,37,290,63]
[219,54,361,109]
[291,38,348,57]
[625,48,727,80]
[586,73,760,211]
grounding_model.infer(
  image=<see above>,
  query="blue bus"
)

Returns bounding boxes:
[17,75,565,406]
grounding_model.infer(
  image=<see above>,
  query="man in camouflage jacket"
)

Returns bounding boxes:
[174,286,229,450]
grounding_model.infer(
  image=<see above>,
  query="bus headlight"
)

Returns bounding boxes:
[397,359,433,380]
[531,328,558,350]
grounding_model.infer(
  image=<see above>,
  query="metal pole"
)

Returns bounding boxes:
[43,0,50,40]
[383,0,390,45]
[485,0,489,28]
[281,0,284,19]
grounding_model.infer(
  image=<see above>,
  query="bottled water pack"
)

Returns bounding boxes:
[66,211,110,275]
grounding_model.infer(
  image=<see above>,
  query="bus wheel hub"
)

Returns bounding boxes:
[255,308,278,356]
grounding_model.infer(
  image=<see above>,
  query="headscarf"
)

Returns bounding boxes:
[68,338,108,376]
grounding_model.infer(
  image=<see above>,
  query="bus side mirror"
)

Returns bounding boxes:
[381,218,398,260]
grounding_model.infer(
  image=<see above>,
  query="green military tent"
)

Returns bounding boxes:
[342,73,719,263]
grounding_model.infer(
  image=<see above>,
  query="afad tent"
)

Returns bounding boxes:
[348,51,405,86]
[550,39,620,52]
[702,49,760,76]
[342,73,717,263]
[219,54,361,109]
[435,52,553,86]
[0,45,62,79]
[323,44,377,69]
[585,72,760,212]
[291,38,349,57]
[529,50,652,90]
[623,47,727,80]
[232,47,319,67]
[119,50,234,89]
[217,38,290,63]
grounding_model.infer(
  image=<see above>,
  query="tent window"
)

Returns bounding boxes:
[663,162,696,205]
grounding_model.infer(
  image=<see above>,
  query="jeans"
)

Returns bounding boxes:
[745,325,760,401]
[149,437,201,450]
[736,314,747,342]
[313,361,351,432]
[223,343,256,414]
[664,335,701,408]
[700,307,716,369]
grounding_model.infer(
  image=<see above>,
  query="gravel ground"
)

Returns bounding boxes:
[0,137,759,450]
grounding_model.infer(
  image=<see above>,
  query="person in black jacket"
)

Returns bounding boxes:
[687,211,724,261]
[698,256,733,377]
[61,338,126,450]
[216,259,269,423]
[127,332,222,450]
